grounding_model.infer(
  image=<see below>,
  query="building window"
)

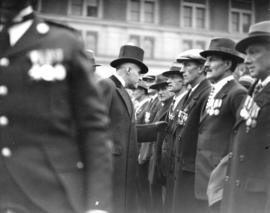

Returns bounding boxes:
[183,40,193,51]
[181,0,208,29]
[128,0,157,24]
[195,41,206,50]
[230,0,253,33]
[69,0,102,18]
[143,37,154,58]
[85,31,98,53]
[128,35,155,59]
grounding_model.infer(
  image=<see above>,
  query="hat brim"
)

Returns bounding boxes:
[162,71,183,77]
[235,36,270,54]
[200,50,244,63]
[177,57,205,64]
[150,82,169,90]
[110,58,148,74]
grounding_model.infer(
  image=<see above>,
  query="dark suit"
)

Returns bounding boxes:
[0,15,112,213]
[220,83,270,213]
[195,79,247,202]
[172,79,211,213]
[148,97,173,213]
[99,75,138,213]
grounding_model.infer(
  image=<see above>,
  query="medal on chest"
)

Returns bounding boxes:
[206,98,223,116]
[239,95,260,133]
[177,108,188,126]
[144,111,151,123]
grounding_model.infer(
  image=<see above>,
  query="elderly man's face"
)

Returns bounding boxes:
[182,60,201,87]
[157,86,174,102]
[167,74,184,93]
[204,55,228,83]
[245,43,270,80]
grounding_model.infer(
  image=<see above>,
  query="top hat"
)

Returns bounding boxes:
[200,38,244,63]
[162,62,183,77]
[150,75,169,90]
[177,49,205,64]
[111,45,148,74]
[236,21,270,53]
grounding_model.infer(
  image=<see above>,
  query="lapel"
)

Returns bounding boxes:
[155,97,173,121]
[3,15,48,57]
[184,79,211,113]
[199,79,236,124]
[110,75,133,118]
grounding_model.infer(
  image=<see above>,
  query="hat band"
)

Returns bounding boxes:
[249,31,270,37]
[209,47,239,55]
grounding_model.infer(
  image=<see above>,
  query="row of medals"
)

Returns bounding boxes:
[206,99,222,116]
[240,95,260,132]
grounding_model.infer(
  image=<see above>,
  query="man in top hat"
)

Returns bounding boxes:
[0,1,113,213]
[157,62,186,212]
[170,49,211,213]
[220,20,270,213]
[193,38,247,211]
[99,44,148,213]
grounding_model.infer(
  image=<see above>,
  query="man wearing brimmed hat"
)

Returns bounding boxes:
[99,44,148,213]
[220,21,270,213]
[193,38,247,212]
[170,49,211,213]
[145,75,174,213]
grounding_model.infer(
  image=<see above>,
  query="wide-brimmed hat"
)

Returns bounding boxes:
[236,21,270,53]
[200,38,244,63]
[162,62,183,77]
[177,49,205,64]
[142,75,156,82]
[150,75,169,90]
[110,45,148,74]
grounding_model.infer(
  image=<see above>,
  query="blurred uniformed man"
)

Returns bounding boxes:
[0,1,112,213]
[220,20,270,213]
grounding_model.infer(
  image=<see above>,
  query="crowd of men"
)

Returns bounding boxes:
[0,0,270,213]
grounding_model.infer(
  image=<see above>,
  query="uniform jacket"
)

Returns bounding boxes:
[220,82,270,213]
[195,79,247,200]
[99,75,138,213]
[0,15,112,213]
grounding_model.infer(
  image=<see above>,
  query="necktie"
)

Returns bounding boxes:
[252,80,263,97]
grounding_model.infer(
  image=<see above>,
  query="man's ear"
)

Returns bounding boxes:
[225,60,232,70]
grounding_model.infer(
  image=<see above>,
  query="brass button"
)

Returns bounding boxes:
[0,116,9,126]
[0,85,8,96]
[225,176,229,182]
[228,152,233,159]
[76,161,84,169]
[235,180,240,187]
[1,147,11,157]
[0,58,9,67]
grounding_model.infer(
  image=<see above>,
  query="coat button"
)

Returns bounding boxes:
[239,155,245,161]
[235,180,240,187]
[0,116,9,126]
[224,176,229,182]
[1,147,11,157]
[76,161,84,169]
[228,152,233,159]
[0,58,10,67]
[0,85,8,96]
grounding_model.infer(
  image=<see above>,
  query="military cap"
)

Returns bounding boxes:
[236,21,270,53]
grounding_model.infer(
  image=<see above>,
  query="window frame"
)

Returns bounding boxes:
[68,0,103,18]
[127,0,159,24]
[180,0,209,30]
[84,31,98,54]
[229,0,254,33]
